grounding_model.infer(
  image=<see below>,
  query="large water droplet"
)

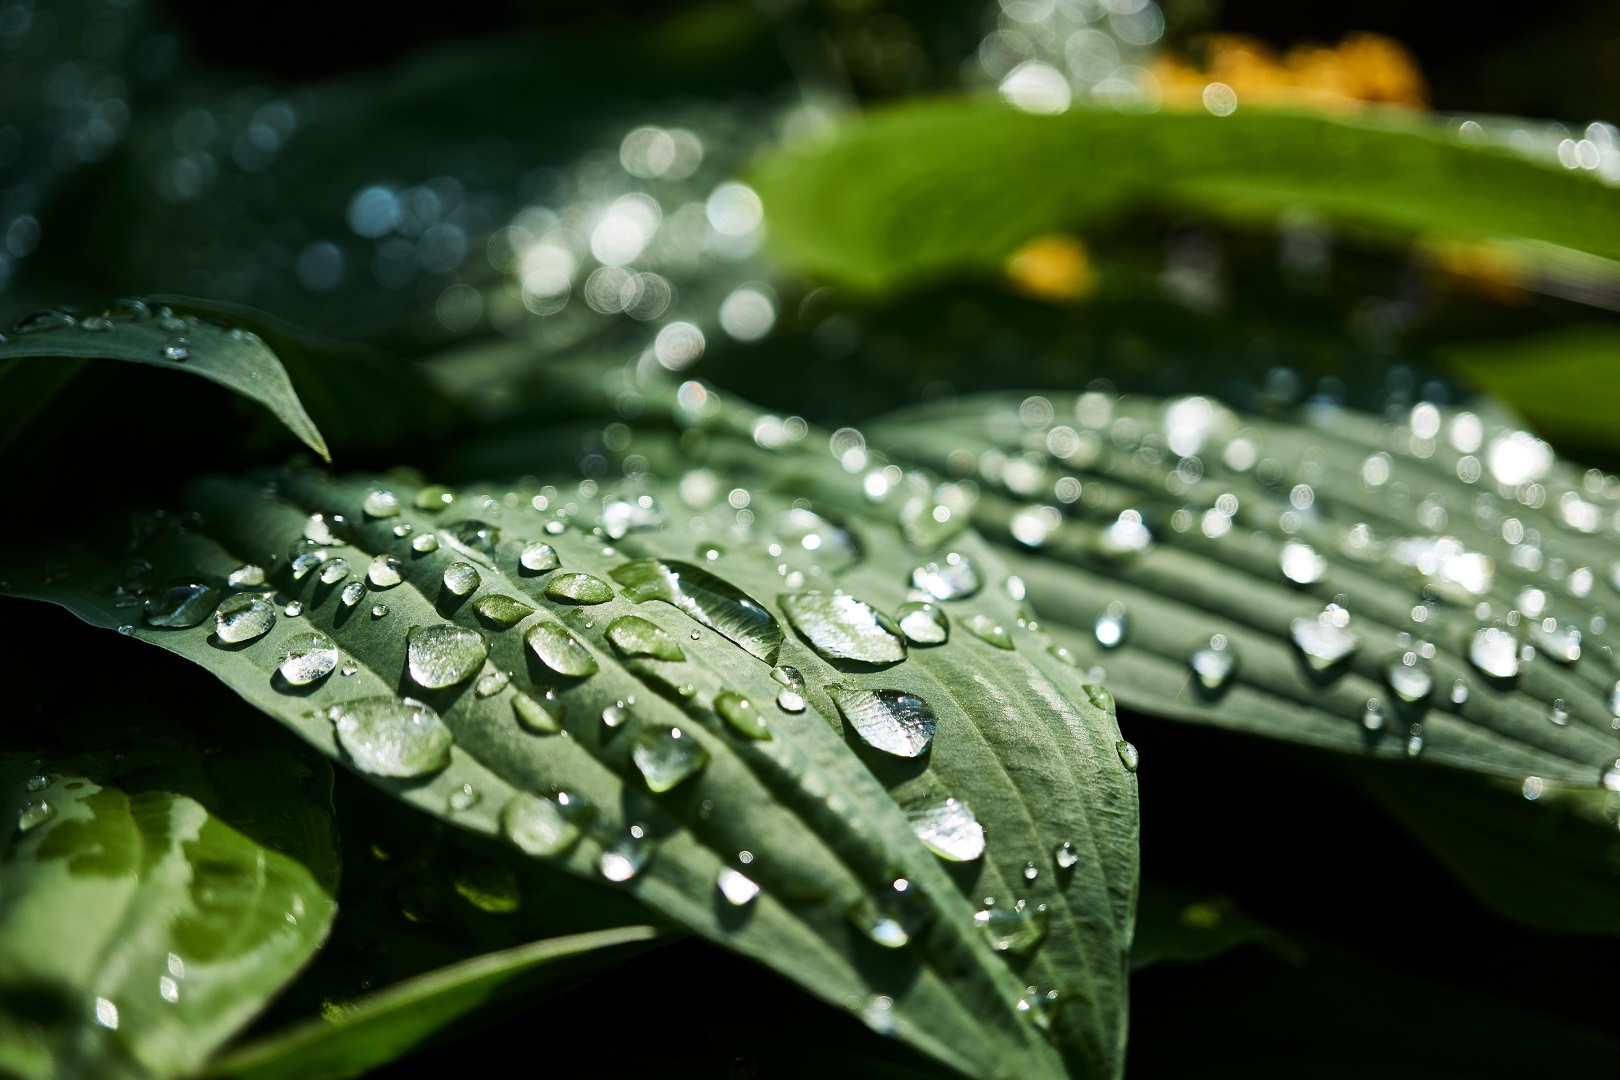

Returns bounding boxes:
[1530,618,1582,664]
[442,520,500,563]
[1469,627,1520,679]
[1279,541,1327,585]
[1385,653,1433,703]
[545,573,614,604]
[905,797,985,861]
[599,823,653,881]
[279,633,338,685]
[525,621,598,677]
[17,799,56,831]
[896,601,949,646]
[1290,604,1358,671]
[1188,634,1235,690]
[512,689,565,733]
[14,309,75,334]
[520,541,560,572]
[501,792,586,856]
[715,691,770,740]
[781,591,906,665]
[214,594,275,643]
[911,552,981,600]
[442,562,480,597]
[363,489,400,518]
[472,594,535,629]
[303,512,349,546]
[1116,740,1140,771]
[963,613,1014,649]
[632,727,710,792]
[144,580,223,628]
[227,564,265,588]
[319,558,350,586]
[328,696,452,777]
[827,685,935,758]
[612,558,783,664]
[605,615,685,662]
[718,867,761,906]
[408,625,489,688]
[368,556,404,588]
[289,541,327,580]
[974,900,1049,955]
[340,581,366,607]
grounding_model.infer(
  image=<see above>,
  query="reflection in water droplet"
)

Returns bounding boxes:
[502,792,586,856]
[1054,841,1080,869]
[472,594,535,629]
[605,615,684,661]
[1085,684,1115,714]
[279,633,338,685]
[896,602,949,646]
[475,669,510,698]
[283,601,303,617]
[319,559,350,586]
[974,900,1049,955]
[372,604,388,618]
[412,533,440,553]
[513,689,565,733]
[1530,618,1582,663]
[144,580,223,628]
[1094,602,1127,648]
[964,613,1014,649]
[600,823,653,881]
[17,799,55,831]
[227,564,265,588]
[520,541,560,572]
[849,878,924,949]
[827,685,935,758]
[368,556,404,588]
[1450,679,1470,704]
[906,797,985,861]
[449,783,482,811]
[1279,541,1326,585]
[442,562,480,597]
[911,552,982,600]
[341,581,365,607]
[715,691,770,740]
[1290,604,1358,671]
[545,572,614,604]
[612,558,783,664]
[162,337,190,362]
[1385,653,1433,703]
[718,867,760,906]
[781,591,906,665]
[1116,740,1140,771]
[1469,627,1520,679]
[363,489,400,518]
[214,594,276,643]
[1188,635,1235,690]
[408,625,489,688]
[442,520,500,563]
[328,696,452,777]
[525,621,598,677]
[633,727,709,792]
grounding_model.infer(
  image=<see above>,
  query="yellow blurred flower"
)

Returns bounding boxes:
[1154,32,1428,113]
[1005,234,1095,302]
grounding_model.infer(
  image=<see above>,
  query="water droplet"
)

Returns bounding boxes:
[472,594,535,629]
[17,799,55,831]
[520,541,560,572]
[14,309,75,333]
[442,520,500,564]
[963,613,1014,649]
[1362,697,1385,731]
[612,558,783,664]
[213,594,275,643]
[1054,841,1079,869]
[1280,541,1327,585]
[94,997,119,1030]
[911,552,981,600]
[475,669,510,698]
[368,556,404,588]
[633,727,710,792]
[340,581,365,607]
[143,580,223,628]
[906,797,985,861]
[1188,635,1236,690]
[279,633,338,685]
[449,783,482,811]
[502,792,587,856]
[781,591,906,665]
[24,775,46,793]
[1469,627,1520,679]
[363,489,400,518]
[303,512,349,546]
[827,685,935,758]
[1116,740,1140,771]
[162,337,190,362]
[442,562,480,596]
[974,899,1049,955]
[1530,618,1582,663]
[849,878,926,948]
[372,604,388,618]
[319,558,350,585]
[525,621,598,677]
[227,564,265,588]
[1548,699,1570,726]
[600,496,666,540]
[545,572,614,604]
[715,691,770,740]
[1385,653,1433,703]
[1290,604,1358,671]
[600,823,653,881]
[511,687,565,732]
[1085,684,1115,714]
[284,601,304,617]
[1450,679,1470,704]
[718,867,760,906]
[415,485,455,512]
[393,523,413,538]
[412,533,440,553]
[896,601,949,646]
[328,696,452,777]
[601,615,683,663]
[771,665,805,692]
[340,661,358,677]
[408,624,489,688]
[1094,603,1128,649]
[290,544,327,581]
[1022,861,1039,881]
[601,700,634,728]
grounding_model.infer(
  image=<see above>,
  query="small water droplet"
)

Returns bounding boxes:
[116,623,135,635]
[284,601,304,618]
[520,541,560,572]
[1291,604,1358,671]
[1548,698,1570,726]
[974,899,1049,955]
[214,594,276,643]
[442,520,500,563]
[963,613,1014,649]
[1115,740,1139,771]
[715,691,770,740]
[718,866,761,906]
[448,783,482,811]
[1022,861,1039,881]
[603,614,684,662]
[17,799,56,831]
[827,685,936,758]
[1385,652,1433,704]
[363,489,400,518]
[502,792,587,855]
[1530,618,1582,663]
[905,797,985,861]
[633,727,710,792]
[279,633,338,685]
[442,562,480,597]
[545,572,614,604]
[319,558,350,585]
[599,823,653,881]
[79,315,114,332]
[368,555,404,588]
[415,485,455,512]
[327,695,452,777]
[472,594,535,629]
[408,624,489,688]
[1094,602,1127,648]
[1280,541,1327,585]
[227,564,265,588]
[144,579,223,628]
[162,336,191,362]
[1054,841,1079,869]
[25,775,47,793]
[896,601,949,646]
[411,533,440,553]
[340,661,358,676]
[340,581,365,607]
[393,523,414,538]
[525,621,598,677]
[475,669,510,698]
[371,604,388,618]
[513,689,565,733]
[1188,634,1236,690]
[911,552,981,600]
[1468,627,1520,679]
[1362,697,1385,731]
[849,878,925,948]
[1085,683,1115,714]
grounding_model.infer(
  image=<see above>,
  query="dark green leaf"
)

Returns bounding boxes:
[1439,324,1620,457]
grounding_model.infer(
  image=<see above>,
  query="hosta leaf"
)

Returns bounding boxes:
[0,732,337,1079]
[207,927,659,1080]
[1440,324,1620,457]
[752,101,1620,293]
[0,464,1137,1078]
[0,300,328,461]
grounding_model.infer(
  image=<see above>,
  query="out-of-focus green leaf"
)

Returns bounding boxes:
[1130,881,1296,970]
[0,732,338,1079]
[0,301,328,460]
[752,102,1620,293]
[207,926,659,1080]
[1439,324,1620,456]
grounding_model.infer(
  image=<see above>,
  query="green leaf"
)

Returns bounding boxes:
[1,462,1137,1079]
[752,101,1620,293]
[1439,324,1620,457]
[0,734,338,1079]
[0,301,329,461]
[207,926,659,1080]
[1130,880,1296,970]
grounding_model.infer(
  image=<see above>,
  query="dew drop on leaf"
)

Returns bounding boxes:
[279,633,338,685]
[143,579,223,628]
[545,572,614,604]
[411,533,440,553]
[1279,541,1327,585]
[328,695,452,777]
[415,485,455,512]
[1530,618,1582,663]
[472,594,536,629]
[363,489,400,518]
[340,581,365,607]
[1054,841,1079,869]
[599,823,653,881]
[963,613,1014,649]
[162,336,190,362]
[318,559,349,585]
[213,594,275,643]
[283,601,303,617]
[368,555,404,588]
[632,727,710,791]
[715,691,770,740]
[408,624,489,688]
[611,558,783,664]
[605,614,685,661]
[524,621,598,677]
[442,561,480,597]
[896,601,949,646]
[372,604,388,618]
[718,867,761,906]
[304,512,349,546]
[227,564,265,588]
[905,797,985,861]
[513,689,565,733]
[827,685,936,758]
[474,670,510,698]
[911,552,981,600]
[442,520,500,563]
[1094,602,1127,649]
[782,590,906,665]
[520,541,560,572]
[1188,635,1235,690]
[1116,740,1140,772]
[501,792,585,856]
[1290,604,1358,670]
[1386,653,1433,704]
[974,900,1049,955]
[17,799,55,831]
[13,309,75,333]
[1469,626,1520,679]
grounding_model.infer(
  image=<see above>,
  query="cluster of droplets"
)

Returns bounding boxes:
[5,298,259,364]
[969,0,1169,116]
